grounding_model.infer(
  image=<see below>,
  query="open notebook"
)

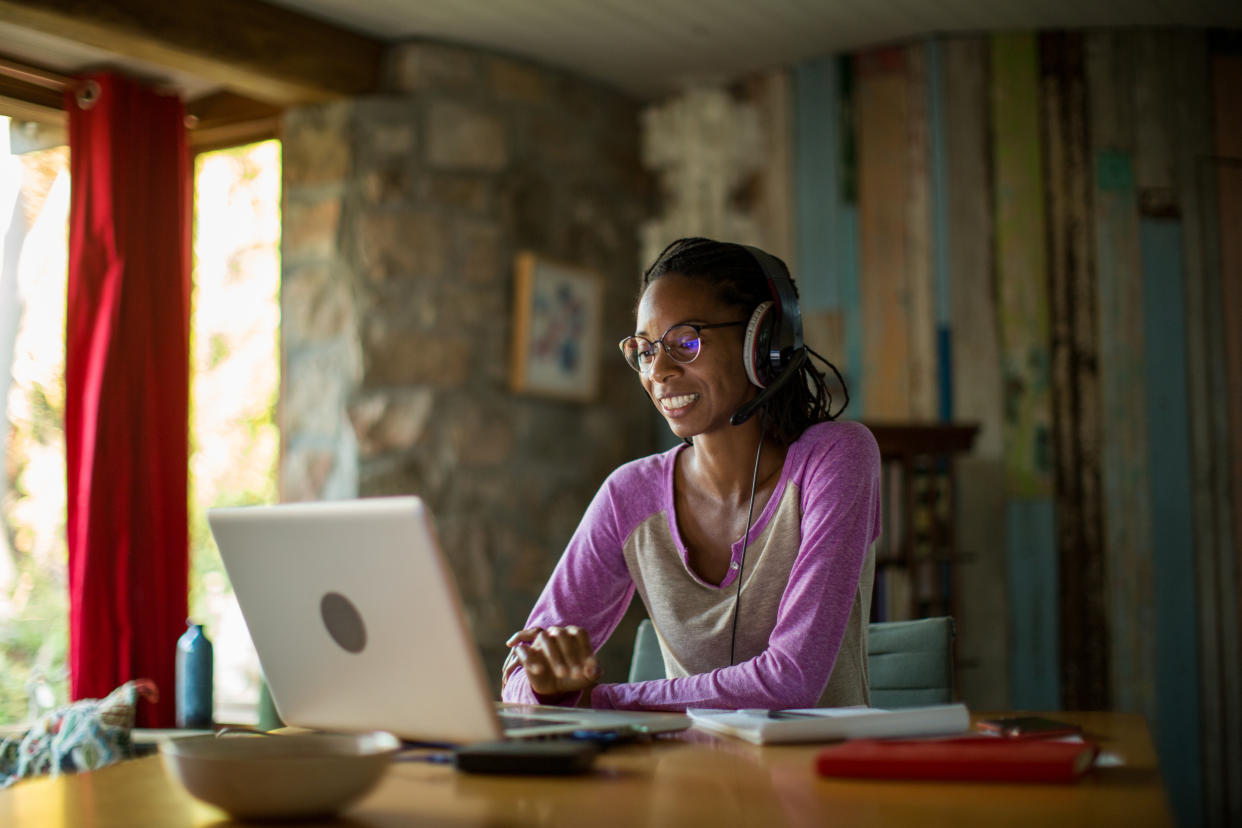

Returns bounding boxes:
[208,497,689,744]
[687,703,971,744]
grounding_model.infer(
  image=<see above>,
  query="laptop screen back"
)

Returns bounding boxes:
[208,497,503,743]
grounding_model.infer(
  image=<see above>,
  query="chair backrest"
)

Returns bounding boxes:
[626,616,956,707]
[866,616,955,708]
[628,618,665,683]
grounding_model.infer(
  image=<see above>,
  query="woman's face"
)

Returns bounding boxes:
[633,274,756,441]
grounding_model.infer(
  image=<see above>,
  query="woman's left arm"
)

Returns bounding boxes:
[589,423,882,711]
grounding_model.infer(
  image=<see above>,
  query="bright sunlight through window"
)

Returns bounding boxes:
[0,116,280,725]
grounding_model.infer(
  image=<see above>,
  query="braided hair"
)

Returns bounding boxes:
[640,237,846,445]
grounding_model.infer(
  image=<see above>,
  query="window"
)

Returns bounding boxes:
[0,119,70,723]
[189,139,282,724]
[0,118,280,725]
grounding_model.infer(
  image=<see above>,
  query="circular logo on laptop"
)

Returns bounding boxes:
[320,592,366,653]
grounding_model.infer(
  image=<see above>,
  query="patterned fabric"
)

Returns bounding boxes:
[0,678,157,788]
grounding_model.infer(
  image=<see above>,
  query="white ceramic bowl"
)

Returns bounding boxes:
[160,730,400,820]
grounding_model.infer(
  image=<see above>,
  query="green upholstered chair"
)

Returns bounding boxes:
[866,616,956,708]
[626,616,956,707]
[627,618,667,683]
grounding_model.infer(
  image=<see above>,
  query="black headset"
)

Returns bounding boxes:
[730,245,809,426]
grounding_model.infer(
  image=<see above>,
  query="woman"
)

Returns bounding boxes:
[501,237,880,711]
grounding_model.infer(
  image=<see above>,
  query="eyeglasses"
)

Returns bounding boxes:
[618,320,748,374]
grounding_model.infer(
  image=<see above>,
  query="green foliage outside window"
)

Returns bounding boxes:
[0,130,280,725]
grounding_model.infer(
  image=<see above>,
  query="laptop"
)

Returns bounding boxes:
[207,496,690,744]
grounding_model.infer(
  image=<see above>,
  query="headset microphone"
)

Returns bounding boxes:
[729,347,808,426]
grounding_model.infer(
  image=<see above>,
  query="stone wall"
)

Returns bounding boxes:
[280,41,654,682]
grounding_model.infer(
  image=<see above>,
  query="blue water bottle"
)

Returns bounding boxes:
[176,621,214,729]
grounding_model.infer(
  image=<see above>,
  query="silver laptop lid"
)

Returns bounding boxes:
[208,497,504,744]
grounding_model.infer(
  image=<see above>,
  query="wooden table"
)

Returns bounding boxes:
[0,712,1171,827]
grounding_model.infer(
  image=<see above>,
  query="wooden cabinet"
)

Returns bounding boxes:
[864,423,979,623]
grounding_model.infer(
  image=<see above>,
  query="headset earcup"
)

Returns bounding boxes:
[742,302,774,387]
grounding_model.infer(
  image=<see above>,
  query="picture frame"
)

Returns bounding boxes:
[509,251,604,401]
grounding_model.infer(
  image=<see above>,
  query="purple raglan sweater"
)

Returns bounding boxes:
[501,420,881,711]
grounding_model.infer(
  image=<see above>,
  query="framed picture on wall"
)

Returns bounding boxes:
[509,252,604,402]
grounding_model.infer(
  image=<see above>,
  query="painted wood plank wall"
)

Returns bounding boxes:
[1209,49,1242,827]
[793,58,846,380]
[990,34,1054,500]
[1086,32,1157,724]
[989,32,1058,709]
[946,37,1002,460]
[856,47,911,421]
[838,57,863,417]
[1140,217,1202,828]
[1131,30,1205,828]
[1040,31,1109,713]
[750,70,795,267]
[927,39,952,422]
[905,44,937,422]
[1213,55,1242,663]
[1172,31,1230,827]
[787,36,1230,798]
[942,36,1010,711]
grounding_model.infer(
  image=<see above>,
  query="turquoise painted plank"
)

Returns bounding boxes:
[1141,216,1202,828]
[841,205,862,413]
[937,327,952,422]
[835,55,862,414]
[794,58,839,314]
[1006,499,1060,709]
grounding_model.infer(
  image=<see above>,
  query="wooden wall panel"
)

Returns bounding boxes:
[839,56,863,416]
[1004,500,1059,708]
[905,44,937,422]
[1132,30,1206,828]
[946,38,1003,459]
[1041,30,1109,713]
[943,36,1009,710]
[1209,50,1242,827]
[1140,217,1202,828]
[793,58,846,375]
[990,32,1058,709]
[856,47,911,421]
[1087,32,1156,722]
[927,38,952,423]
[751,70,796,265]
[1214,58,1242,656]
[989,34,1054,499]
[1174,32,1231,827]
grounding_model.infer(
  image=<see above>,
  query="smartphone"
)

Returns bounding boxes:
[977,716,1082,739]
[453,739,599,775]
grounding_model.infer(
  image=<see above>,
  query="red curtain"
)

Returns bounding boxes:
[65,72,190,728]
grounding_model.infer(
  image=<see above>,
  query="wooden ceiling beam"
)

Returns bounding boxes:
[0,0,385,105]
[0,73,64,125]
[0,54,284,152]
[185,90,281,152]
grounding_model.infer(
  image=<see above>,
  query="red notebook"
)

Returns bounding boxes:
[815,737,1099,784]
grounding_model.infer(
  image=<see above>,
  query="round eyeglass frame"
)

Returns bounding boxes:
[618,320,748,374]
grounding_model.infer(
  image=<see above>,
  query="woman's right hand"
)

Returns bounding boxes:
[504,625,600,698]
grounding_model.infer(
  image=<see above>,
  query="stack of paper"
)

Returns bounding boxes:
[685,704,971,745]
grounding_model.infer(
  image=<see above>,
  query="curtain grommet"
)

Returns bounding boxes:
[77,79,101,110]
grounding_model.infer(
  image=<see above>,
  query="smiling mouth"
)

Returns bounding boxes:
[659,393,699,411]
